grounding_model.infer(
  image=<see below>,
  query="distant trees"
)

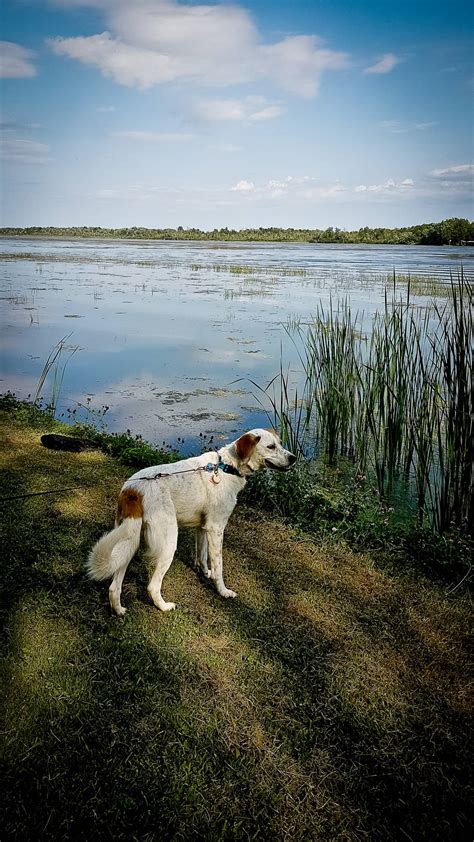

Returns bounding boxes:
[1,218,473,245]
[418,218,474,246]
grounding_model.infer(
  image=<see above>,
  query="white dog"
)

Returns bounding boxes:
[87,429,296,615]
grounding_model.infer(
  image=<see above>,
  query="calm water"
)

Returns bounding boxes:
[1,237,472,449]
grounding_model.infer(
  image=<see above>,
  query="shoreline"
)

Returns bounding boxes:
[0,234,468,246]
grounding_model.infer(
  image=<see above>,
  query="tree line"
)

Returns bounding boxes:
[1,217,473,245]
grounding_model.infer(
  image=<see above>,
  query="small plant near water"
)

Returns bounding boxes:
[33,333,80,415]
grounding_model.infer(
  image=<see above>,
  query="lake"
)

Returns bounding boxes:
[1,237,472,450]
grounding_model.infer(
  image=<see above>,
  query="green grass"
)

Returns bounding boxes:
[0,402,472,840]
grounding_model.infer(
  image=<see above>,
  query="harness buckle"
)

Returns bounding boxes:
[211,460,221,484]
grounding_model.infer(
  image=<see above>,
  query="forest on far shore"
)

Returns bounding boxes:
[1,217,473,245]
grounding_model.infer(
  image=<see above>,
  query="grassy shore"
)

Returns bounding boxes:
[1,401,472,840]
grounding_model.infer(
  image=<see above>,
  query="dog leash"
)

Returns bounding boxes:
[0,460,245,503]
[134,457,244,485]
[0,485,90,502]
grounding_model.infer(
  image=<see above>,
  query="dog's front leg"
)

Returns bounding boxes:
[195,527,211,577]
[206,527,237,599]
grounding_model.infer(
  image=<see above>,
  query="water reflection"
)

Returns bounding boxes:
[0,237,472,450]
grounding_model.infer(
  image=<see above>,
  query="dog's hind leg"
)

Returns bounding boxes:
[145,513,178,611]
[109,562,130,617]
[194,527,210,577]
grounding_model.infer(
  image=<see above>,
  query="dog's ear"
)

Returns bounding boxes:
[235,432,261,461]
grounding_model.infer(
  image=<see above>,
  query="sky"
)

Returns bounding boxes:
[1,0,473,230]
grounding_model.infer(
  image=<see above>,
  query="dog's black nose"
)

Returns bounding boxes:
[288,453,297,465]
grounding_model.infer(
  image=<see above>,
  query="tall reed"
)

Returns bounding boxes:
[34,335,80,415]
[427,275,473,530]
[266,274,472,533]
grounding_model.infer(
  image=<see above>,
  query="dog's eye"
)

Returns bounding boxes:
[267,443,276,450]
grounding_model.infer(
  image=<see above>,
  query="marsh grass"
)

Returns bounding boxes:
[393,273,452,298]
[0,404,472,840]
[191,262,308,277]
[264,274,472,534]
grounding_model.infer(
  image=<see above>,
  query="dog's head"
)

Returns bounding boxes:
[233,428,296,473]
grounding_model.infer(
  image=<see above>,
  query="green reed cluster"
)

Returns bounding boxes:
[267,274,472,532]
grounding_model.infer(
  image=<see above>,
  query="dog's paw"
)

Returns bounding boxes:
[160,601,176,611]
[220,588,237,599]
[115,606,127,617]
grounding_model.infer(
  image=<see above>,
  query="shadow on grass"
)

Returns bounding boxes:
[1,419,472,841]
[207,515,473,841]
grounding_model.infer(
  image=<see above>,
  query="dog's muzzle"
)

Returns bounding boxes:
[265,453,296,471]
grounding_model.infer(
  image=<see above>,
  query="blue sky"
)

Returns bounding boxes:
[1,0,473,229]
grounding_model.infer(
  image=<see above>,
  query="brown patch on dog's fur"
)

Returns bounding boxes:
[235,432,260,461]
[116,488,144,523]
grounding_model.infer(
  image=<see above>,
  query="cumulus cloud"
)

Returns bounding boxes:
[260,35,348,97]
[230,180,255,192]
[0,41,37,78]
[364,53,401,75]
[48,0,349,95]
[354,178,414,194]
[227,174,419,204]
[229,175,348,201]
[193,96,284,122]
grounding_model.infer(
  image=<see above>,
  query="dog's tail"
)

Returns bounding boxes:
[87,488,143,581]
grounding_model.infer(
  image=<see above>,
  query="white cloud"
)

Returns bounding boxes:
[250,105,284,121]
[230,180,255,192]
[380,120,437,134]
[260,35,348,97]
[429,164,474,178]
[48,0,349,96]
[0,41,37,79]
[227,173,416,203]
[364,53,401,75]
[193,96,284,123]
[112,130,194,142]
[0,137,50,164]
[354,178,414,195]
[414,122,437,131]
[229,175,348,201]
[427,164,473,195]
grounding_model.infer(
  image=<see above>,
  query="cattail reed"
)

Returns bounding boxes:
[268,273,472,533]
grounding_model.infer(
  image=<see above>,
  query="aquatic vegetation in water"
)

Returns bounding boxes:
[33,335,81,415]
[391,272,452,298]
[260,274,473,533]
[191,261,307,277]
